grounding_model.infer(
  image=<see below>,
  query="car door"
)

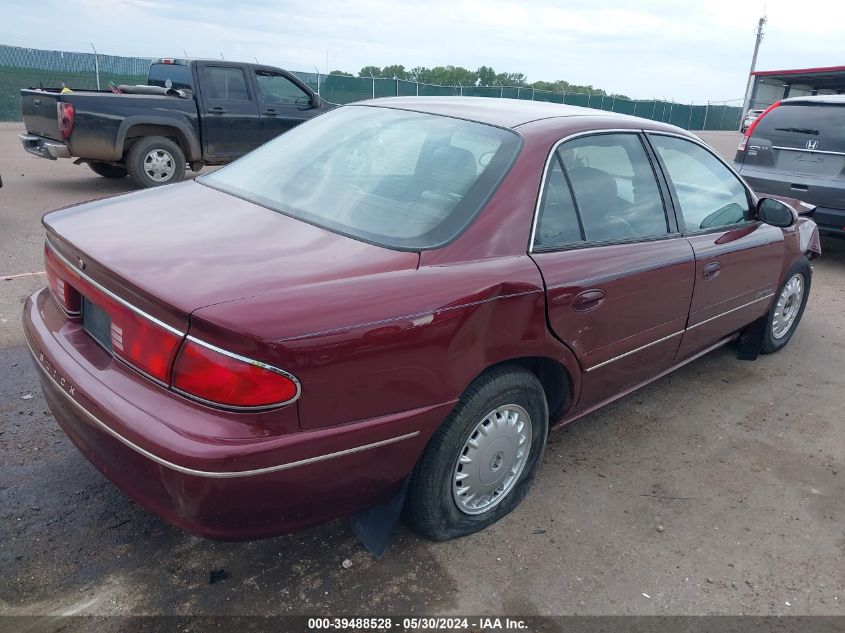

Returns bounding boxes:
[647,133,785,359]
[530,131,696,411]
[253,69,319,143]
[196,64,261,160]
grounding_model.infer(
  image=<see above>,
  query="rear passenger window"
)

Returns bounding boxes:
[204,66,250,101]
[559,134,668,242]
[650,135,751,231]
[533,156,582,249]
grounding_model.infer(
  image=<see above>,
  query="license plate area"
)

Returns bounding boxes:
[81,296,112,352]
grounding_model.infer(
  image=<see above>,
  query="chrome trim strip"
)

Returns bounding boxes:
[46,239,184,337]
[687,293,774,330]
[584,330,684,373]
[26,335,419,479]
[772,145,845,157]
[528,128,646,253]
[173,335,302,410]
[583,292,775,372]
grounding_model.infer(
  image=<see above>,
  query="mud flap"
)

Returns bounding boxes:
[350,479,409,557]
[737,317,765,361]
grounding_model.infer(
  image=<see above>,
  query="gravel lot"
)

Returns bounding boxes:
[0,122,843,617]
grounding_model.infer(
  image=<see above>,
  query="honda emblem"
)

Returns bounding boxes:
[806,140,819,150]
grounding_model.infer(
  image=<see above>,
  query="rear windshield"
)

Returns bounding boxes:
[148,63,193,90]
[754,103,845,141]
[199,106,520,250]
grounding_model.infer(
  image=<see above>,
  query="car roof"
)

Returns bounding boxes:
[354,96,647,129]
[781,94,845,106]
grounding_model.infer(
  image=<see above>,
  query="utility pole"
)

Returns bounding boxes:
[741,15,767,122]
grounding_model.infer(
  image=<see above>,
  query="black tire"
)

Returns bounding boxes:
[125,136,186,188]
[406,365,549,541]
[88,161,127,179]
[761,256,811,354]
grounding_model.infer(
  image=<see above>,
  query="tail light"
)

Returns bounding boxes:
[57,102,75,140]
[43,241,180,383]
[106,302,182,383]
[44,240,300,407]
[44,243,81,315]
[172,338,300,409]
[738,100,779,152]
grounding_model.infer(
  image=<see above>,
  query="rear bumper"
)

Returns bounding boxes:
[738,166,845,234]
[23,287,446,539]
[20,133,70,160]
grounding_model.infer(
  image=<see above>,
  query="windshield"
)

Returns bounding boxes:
[199,105,520,250]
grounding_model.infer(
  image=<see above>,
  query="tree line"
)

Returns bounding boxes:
[328,64,629,99]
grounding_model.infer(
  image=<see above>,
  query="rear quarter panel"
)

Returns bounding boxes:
[188,256,582,431]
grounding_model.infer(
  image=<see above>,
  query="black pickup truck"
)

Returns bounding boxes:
[20,59,332,187]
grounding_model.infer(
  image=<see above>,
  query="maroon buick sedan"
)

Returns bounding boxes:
[24,98,821,541]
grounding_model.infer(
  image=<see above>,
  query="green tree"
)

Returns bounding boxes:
[358,65,382,78]
[329,70,352,77]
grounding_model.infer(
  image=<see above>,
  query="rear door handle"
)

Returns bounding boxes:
[572,289,606,312]
[702,262,722,280]
[262,108,278,116]
[207,106,227,114]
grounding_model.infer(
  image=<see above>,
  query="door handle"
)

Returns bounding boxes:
[572,289,606,312]
[262,108,279,116]
[702,262,722,280]
[207,106,227,114]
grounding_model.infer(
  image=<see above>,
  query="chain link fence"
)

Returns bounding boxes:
[1,44,743,131]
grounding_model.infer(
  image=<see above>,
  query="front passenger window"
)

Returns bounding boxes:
[650,135,751,231]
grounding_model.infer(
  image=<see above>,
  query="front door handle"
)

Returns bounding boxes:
[573,289,607,312]
[262,108,279,116]
[702,262,722,280]
[207,106,227,114]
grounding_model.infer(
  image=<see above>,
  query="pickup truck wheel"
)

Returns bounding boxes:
[126,137,186,188]
[406,365,548,541]
[88,162,128,179]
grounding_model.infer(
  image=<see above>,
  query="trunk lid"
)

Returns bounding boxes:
[20,89,63,140]
[43,180,420,326]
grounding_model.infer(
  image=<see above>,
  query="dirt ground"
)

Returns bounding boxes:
[0,123,843,617]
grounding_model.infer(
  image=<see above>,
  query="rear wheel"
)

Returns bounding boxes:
[406,365,548,541]
[88,161,127,179]
[762,257,811,354]
[126,136,186,188]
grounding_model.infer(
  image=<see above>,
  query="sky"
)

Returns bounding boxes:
[2,0,844,103]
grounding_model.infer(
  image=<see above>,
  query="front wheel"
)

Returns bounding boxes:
[126,136,186,188]
[406,365,548,541]
[762,257,811,354]
[88,161,128,179]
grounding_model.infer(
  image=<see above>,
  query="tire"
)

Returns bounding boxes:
[88,161,127,179]
[761,256,811,354]
[406,365,549,541]
[125,136,186,188]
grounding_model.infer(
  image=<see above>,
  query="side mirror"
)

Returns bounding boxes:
[310,93,322,108]
[757,197,795,228]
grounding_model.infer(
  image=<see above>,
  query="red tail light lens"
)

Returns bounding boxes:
[106,303,182,383]
[172,339,300,408]
[738,100,779,152]
[57,102,75,140]
[44,243,81,315]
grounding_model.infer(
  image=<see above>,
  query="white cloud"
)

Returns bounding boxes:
[1,0,843,101]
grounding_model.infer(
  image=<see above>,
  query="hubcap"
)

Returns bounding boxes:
[452,404,532,515]
[772,273,804,340]
[143,149,175,182]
